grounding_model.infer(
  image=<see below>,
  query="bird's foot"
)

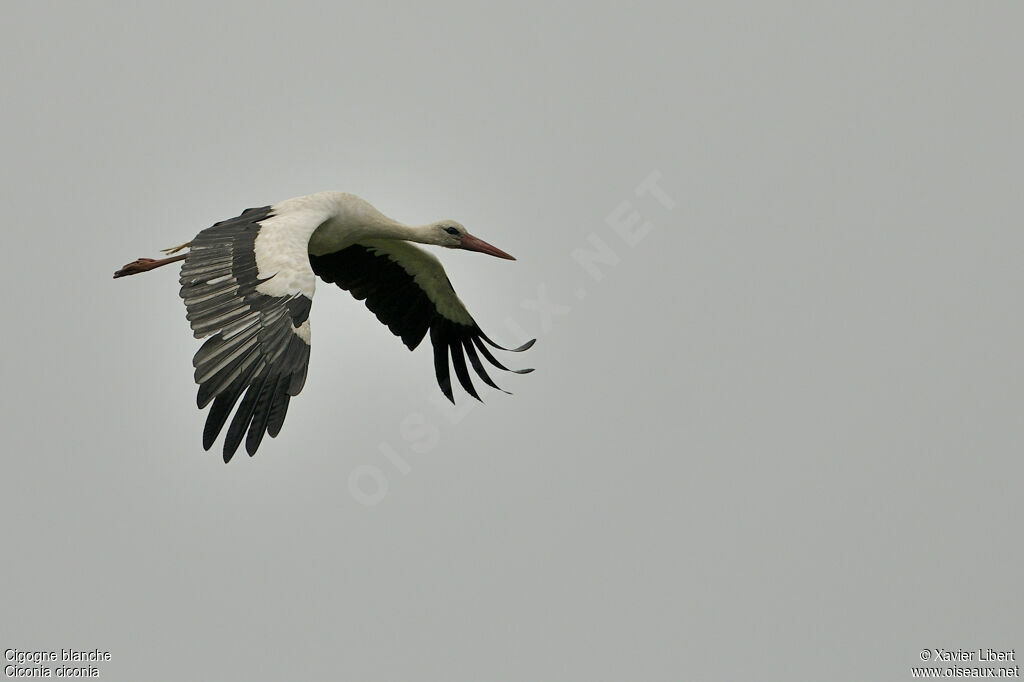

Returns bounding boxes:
[161,241,191,255]
[113,254,186,279]
[114,258,157,278]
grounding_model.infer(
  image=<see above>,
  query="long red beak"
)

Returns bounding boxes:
[460,234,516,260]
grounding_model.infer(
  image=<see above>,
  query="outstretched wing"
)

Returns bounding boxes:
[179,206,316,461]
[309,239,533,402]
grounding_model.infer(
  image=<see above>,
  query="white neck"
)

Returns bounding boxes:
[361,213,442,244]
[306,193,446,255]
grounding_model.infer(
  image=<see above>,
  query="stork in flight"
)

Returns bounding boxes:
[114,191,534,462]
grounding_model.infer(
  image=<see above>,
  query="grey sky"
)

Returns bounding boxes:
[2,3,1021,680]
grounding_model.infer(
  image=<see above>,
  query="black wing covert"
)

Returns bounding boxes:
[309,242,533,403]
[179,206,313,461]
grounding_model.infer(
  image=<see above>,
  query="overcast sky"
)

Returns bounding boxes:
[2,3,1022,680]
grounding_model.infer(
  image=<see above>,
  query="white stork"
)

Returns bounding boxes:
[114,191,534,462]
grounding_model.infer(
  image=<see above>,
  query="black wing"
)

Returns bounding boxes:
[309,240,533,402]
[180,206,314,461]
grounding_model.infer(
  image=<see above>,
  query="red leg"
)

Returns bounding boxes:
[113,253,187,279]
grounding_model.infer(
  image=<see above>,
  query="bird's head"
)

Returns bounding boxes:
[432,221,515,260]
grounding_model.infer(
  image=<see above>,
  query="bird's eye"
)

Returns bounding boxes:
[444,226,460,236]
